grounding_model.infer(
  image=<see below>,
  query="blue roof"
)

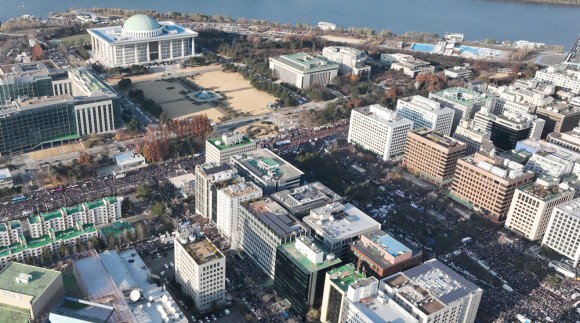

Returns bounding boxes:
[377,234,411,257]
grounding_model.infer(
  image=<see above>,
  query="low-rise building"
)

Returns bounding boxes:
[269,53,339,89]
[205,133,256,165]
[322,46,371,80]
[535,65,580,94]
[274,236,342,317]
[175,235,226,313]
[239,198,309,277]
[505,179,574,241]
[444,67,472,79]
[396,96,454,136]
[390,56,435,78]
[351,230,422,279]
[382,259,483,323]
[348,104,413,161]
[403,128,468,185]
[168,173,196,197]
[270,182,342,218]
[303,202,381,258]
[548,126,580,153]
[542,198,580,266]
[114,152,147,172]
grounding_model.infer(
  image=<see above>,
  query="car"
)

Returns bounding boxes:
[164,264,169,269]
[157,253,161,258]
[170,262,174,267]
[160,271,166,276]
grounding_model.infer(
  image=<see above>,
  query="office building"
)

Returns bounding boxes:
[347,104,413,161]
[303,202,381,258]
[194,163,238,223]
[231,148,304,194]
[444,67,472,79]
[403,128,468,185]
[453,119,494,155]
[535,104,580,138]
[88,14,198,67]
[542,198,580,266]
[216,180,262,249]
[490,111,544,151]
[396,96,454,136]
[274,236,342,317]
[505,179,574,241]
[428,87,491,133]
[0,63,120,154]
[175,235,226,313]
[205,133,256,165]
[382,259,482,323]
[269,53,339,89]
[239,198,309,277]
[320,263,366,323]
[49,297,114,323]
[535,65,580,94]
[0,168,12,189]
[389,56,435,78]
[351,230,422,279]
[0,263,64,321]
[548,126,580,153]
[114,151,147,172]
[515,139,580,177]
[488,80,555,112]
[168,173,196,198]
[450,151,535,220]
[322,46,371,80]
[271,182,343,218]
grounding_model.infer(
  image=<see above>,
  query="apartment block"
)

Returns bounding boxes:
[348,104,413,161]
[505,179,574,241]
[396,96,454,136]
[403,128,468,185]
[450,151,535,220]
[205,132,256,165]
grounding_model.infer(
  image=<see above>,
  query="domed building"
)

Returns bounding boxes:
[88,14,198,67]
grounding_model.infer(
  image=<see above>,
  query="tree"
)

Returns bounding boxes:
[121,198,134,216]
[151,202,165,217]
[136,223,147,241]
[306,308,320,322]
[117,77,132,91]
[41,246,51,263]
[136,185,150,199]
[126,119,141,132]
[58,241,66,257]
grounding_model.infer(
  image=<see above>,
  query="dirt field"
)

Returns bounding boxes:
[28,143,84,160]
[131,80,224,121]
[193,71,276,115]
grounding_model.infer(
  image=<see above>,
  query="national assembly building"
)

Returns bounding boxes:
[88,14,198,67]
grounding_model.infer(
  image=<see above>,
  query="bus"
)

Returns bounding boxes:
[11,195,26,203]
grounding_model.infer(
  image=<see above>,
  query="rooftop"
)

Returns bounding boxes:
[168,173,196,189]
[207,135,254,151]
[0,60,61,76]
[349,293,418,323]
[88,20,197,44]
[222,180,261,197]
[68,68,115,97]
[555,198,580,218]
[277,237,341,273]
[234,149,304,182]
[303,202,380,240]
[182,237,224,265]
[0,306,29,323]
[431,87,489,105]
[197,162,237,177]
[0,262,61,303]
[354,104,413,127]
[41,210,62,222]
[411,128,464,148]
[270,53,340,74]
[244,198,306,237]
[397,95,450,114]
[271,182,342,216]
[51,297,114,323]
[0,168,11,181]
[519,182,569,201]
[327,263,366,292]
[100,221,134,237]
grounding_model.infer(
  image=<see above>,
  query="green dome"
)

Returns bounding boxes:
[122,15,161,32]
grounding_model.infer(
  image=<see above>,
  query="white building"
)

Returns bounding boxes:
[216,180,262,249]
[542,198,580,266]
[348,104,413,160]
[428,87,491,133]
[382,259,483,323]
[303,202,380,258]
[505,179,574,241]
[535,65,580,94]
[270,182,343,218]
[168,173,196,198]
[114,152,147,172]
[396,96,455,136]
[452,119,493,156]
[205,133,256,165]
[88,14,198,67]
[0,168,12,189]
[238,198,309,278]
[269,53,339,89]
[389,56,435,78]
[174,235,226,313]
[194,163,238,223]
[444,67,472,79]
[322,46,371,80]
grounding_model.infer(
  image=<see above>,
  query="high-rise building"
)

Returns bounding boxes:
[274,236,342,317]
[216,180,262,249]
[490,111,544,151]
[347,104,413,161]
[269,53,339,89]
[270,182,343,219]
[174,235,226,313]
[239,198,309,278]
[505,179,574,241]
[535,104,580,138]
[231,149,304,194]
[321,46,371,80]
[428,87,491,133]
[194,163,238,223]
[303,202,381,258]
[403,128,467,185]
[450,151,535,220]
[88,15,197,67]
[453,119,494,156]
[382,259,483,323]
[205,132,256,165]
[396,96,454,136]
[351,230,422,279]
[542,198,580,266]
[320,263,366,323]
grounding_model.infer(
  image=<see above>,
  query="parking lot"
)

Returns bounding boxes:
[141,245,175,281]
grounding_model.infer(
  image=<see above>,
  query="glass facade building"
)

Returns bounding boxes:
[0,76,54,106]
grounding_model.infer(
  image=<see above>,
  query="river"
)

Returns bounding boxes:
[1,0,579,48]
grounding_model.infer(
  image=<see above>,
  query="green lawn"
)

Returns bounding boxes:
[58,34,91,45]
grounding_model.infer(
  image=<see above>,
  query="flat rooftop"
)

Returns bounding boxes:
[0,262,61,303]
[99,250,138,291]
[0,60,61,76]
[327,263,366,292]
[277,237,341,274]
[411,128,464,148]
[556,199,580,219]
[270,53,339,73]
[222,181,261,197]
[398,95,448,113]
[519,182,567,202]
[197,162,236,176]
[0,168,11,180]
[235,149,304,182]
[516,139,580,163]
[350,294,418,323]
[271,182,342,215]
[354,104,412,127]
[207,135,253,151]
[88,21,197,44]
[303,203,380,240]
[168,173,196,189]
[69,68,115,96]
[244,199,306,237]
[431,87,488,105]
[182,237,224,265]
[51,297,114,323]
